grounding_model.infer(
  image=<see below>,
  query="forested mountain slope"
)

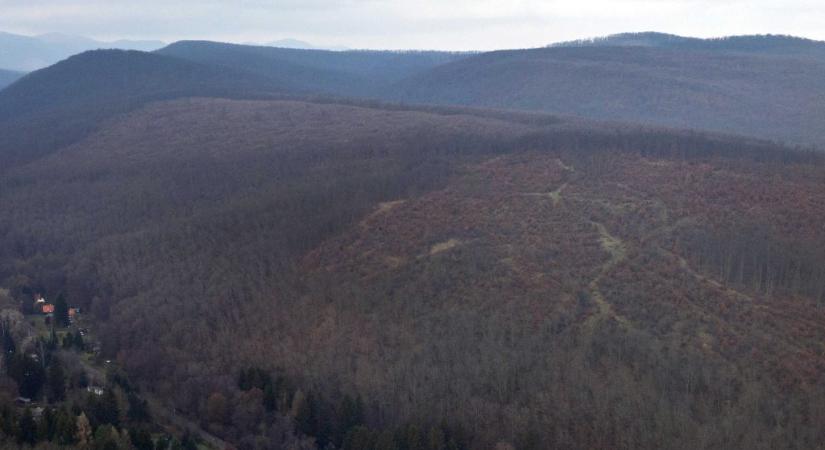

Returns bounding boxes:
[159,38,825,149]
[0,43,469,169]
[392,45,825,147]
[0,49,287,167]
[6,33,825,173]
[1,95,823,449]
[156,40,469,97]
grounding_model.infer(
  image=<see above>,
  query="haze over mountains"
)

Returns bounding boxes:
[0,30,347,73]
[0,68,22,89]
[2,29,825,450]
[0,31,165,71]
[258,38,349,51]
[3,31,825,156]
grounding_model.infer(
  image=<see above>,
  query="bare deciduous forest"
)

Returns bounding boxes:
[1,33,825,450]
[1,95,824,449]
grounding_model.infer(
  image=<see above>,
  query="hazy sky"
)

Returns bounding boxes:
[1,0,823,50]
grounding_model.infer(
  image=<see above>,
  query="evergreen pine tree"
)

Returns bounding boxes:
[427,426,446,450]
[54,294,70,327]
[10,354,45,399]
[294,390,317,437]
[74,331,85,351]
[238,368,250,391]
[47,357,66,403]
[2,320,16,356]
[336,394,365,446]
[36,407,56,442]
[127,392,150,422]
[263,383,277,412]
[375,430,399,450]
[48,327,58,350]
[405,425,423,450]
[54,408,77,446]
[130,427,154,450]
[181,432,198,450]
[99,390,120,426]
[62,332,74,349]
[18,408,37,445]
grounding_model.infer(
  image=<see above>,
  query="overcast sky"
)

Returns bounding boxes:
[1,0,823,50]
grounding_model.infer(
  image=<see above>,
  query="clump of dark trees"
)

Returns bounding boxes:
[0,319,200,450]
[222,366,469,450]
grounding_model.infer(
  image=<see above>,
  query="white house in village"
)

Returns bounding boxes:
[86,386,105,396]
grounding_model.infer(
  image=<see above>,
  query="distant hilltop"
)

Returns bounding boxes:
[258,38,349,51]
[0,31,165,71]
[551,31,825,57]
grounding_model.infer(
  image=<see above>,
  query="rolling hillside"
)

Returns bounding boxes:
[6,34,825,165]
[0,49,289,167]
[1,93,823,448]
[155,36,825,148]
[156,40,469,97]
[393,42,825,147]
[0,44,470,169]
[2,31,825,449]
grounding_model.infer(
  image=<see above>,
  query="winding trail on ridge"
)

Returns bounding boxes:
[585,220,632,328]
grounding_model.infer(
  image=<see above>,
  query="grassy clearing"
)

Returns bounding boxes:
[429,238,461,255]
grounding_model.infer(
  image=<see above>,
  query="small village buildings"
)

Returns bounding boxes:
[31,294,81,320]
[86,386,105,396]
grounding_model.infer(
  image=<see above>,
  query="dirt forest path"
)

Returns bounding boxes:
[549,158,631,329]
[585,220,632,328]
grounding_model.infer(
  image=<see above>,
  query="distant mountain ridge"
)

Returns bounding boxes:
[392,41,825,147]
[262,38,349,51]
[0,42,474,168]
[3,31,825,169]
[3,30,825,450]
[553,32,825,59]
[156,40,470,97]
[0,31,165,71]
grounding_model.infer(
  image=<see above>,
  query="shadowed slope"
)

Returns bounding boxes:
[157,40,470,97]
[0,49,287,167]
